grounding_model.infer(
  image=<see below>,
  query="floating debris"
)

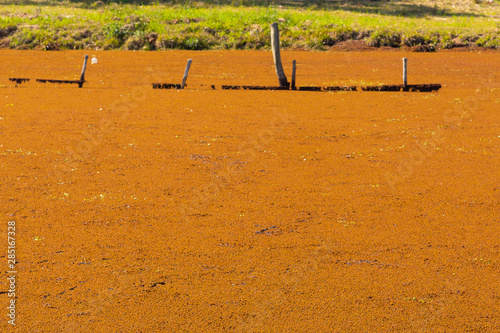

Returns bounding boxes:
[361,84,442,92]
[9,78,30,87]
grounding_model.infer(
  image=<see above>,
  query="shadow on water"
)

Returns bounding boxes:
[0,0,489,18]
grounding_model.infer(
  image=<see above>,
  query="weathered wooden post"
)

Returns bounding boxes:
[78,54,89,88]
[291,60,297,90]
[402,57,408,87]
[270,22,289,88]
[181,59,192,89]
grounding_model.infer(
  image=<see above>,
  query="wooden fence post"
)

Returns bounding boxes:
[79,55,89,88]
[181,59,192,89]
[402,58,407,87]
[270,23,289,88]
[291,60,296,90]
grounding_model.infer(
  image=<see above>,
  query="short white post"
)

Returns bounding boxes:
[181,59,192,89]
[402,57,407,87]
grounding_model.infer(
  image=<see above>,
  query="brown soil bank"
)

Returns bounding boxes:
[1,50,499,332]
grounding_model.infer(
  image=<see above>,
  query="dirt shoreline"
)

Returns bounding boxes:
[2,41,500,53]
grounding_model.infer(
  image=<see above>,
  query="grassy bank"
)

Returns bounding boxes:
[0,0,499,51]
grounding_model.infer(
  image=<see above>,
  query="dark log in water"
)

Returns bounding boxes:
[361,84,442,92]
[9,78,30,86]
[152,83,183,89]
[36,79,84,87]
[221,85,289,90]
